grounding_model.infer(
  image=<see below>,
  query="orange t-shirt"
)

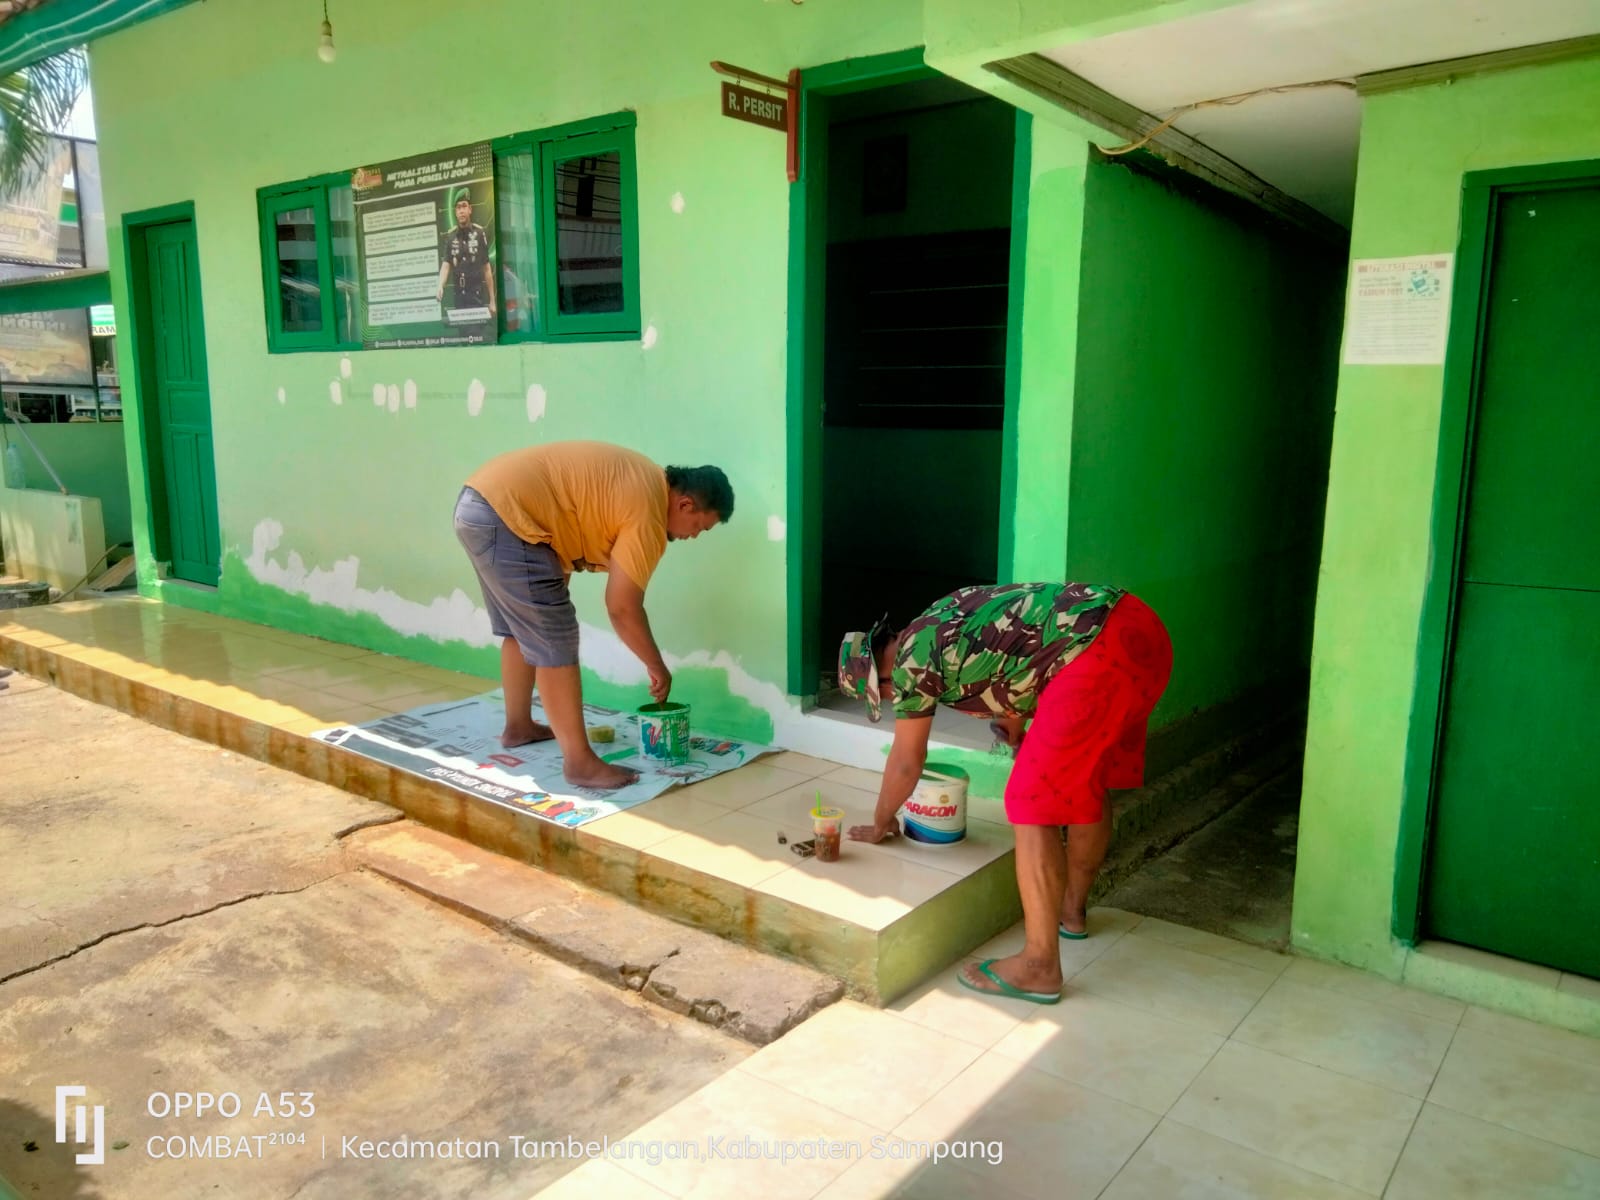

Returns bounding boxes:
[465,441,668,589]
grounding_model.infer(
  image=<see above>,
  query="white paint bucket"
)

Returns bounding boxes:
[900,763,968,845]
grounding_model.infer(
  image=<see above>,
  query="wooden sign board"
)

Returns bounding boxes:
[721,82,787,132]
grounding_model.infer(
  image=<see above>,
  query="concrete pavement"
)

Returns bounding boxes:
[2,674,751,1199]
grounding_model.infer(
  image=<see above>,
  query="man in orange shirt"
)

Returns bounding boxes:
[454,441,734,790]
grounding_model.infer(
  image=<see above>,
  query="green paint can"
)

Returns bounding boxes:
[638,701,691,765]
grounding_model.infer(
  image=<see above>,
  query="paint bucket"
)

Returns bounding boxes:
[637,701,691,765]
[900,763,968,845]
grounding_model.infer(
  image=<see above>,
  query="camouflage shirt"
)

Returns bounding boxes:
[891,583,1126,720]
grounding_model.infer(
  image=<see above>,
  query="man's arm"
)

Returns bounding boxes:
[483,260,497,315]
[436,258,451,302]
[849,714,933,843]
[603,569,670,702]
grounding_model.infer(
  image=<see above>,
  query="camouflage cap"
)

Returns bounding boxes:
[838,619,886,723]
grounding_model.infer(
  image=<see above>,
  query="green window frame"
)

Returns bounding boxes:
[256,173,359,354]
[256,112,639,352]
[496,111,641,343]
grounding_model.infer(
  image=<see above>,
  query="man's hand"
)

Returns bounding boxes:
[648,664,672,704]
[990,715,1028,750]
[848,818,900,843]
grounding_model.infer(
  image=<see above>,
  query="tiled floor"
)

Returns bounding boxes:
[0,598,1014,937]
[535,909,1600,1199]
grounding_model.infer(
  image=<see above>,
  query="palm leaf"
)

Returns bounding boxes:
[0,47,87,199]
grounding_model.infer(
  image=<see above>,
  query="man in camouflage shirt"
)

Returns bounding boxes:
[839,581,1172,1004]
[891,583,1125,721]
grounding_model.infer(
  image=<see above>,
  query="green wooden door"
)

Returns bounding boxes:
[142,219,220,585]
[1425,179,1600,977]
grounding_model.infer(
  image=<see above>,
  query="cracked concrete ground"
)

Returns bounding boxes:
[1,674,749,1199]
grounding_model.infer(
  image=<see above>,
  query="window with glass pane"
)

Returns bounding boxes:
[553,150,624,315]
[495,149,539,334]
[273,203,323,333]
[327,185,360,344]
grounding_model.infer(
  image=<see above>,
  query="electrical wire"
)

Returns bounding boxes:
[1102,78,1358,157]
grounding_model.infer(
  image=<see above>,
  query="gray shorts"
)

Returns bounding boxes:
[453,487,579,668]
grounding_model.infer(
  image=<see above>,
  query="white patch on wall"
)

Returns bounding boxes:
[526,384,546,423]
[404,380,418,409]
[670,192,686,214]
[329,381,343,406]
[241,519,977,773]
[276,387,287,405]
[245,519,491,645]
[387,384,401,414]
[767,516,786,542]
[340,358,353,379]
[467,379,486,417]
[641,324,659,350]
[372,384,386,407]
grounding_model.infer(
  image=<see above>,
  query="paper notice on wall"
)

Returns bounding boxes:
[1342,254,1454,365]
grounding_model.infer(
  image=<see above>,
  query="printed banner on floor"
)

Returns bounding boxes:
[312,692,774,827]
[350,141,498,349]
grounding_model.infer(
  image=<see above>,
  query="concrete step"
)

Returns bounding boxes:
[2,604,1302,1010]
[0,619,1018,1005]
[343,820,845,1045]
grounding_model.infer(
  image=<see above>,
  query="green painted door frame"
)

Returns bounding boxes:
[122,201,221,587]
[783,47,1030,696]
[1393,157,1600,945]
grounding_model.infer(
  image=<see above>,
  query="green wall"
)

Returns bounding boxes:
[1069,155,1345,723]
[91,0,923,743]
[0,421,133,548]
[1006,120,1087,584]
[1293,57,1600,975]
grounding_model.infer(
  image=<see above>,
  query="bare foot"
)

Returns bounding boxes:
[501,721,556,749]
[563,758,640,790]
[959,953,1062,996]
[1059,907,1087,937]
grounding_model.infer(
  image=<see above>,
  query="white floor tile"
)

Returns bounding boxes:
[1100,1118,1366,1199]
[1232,977,1456,1098]
[740,1001,984,1130]
[1386,1103,1600,1199]
[1168,1042,1420,1194]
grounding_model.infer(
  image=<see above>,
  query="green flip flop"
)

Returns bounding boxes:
[1059,924,1088,941]
[956,959,1061,1005]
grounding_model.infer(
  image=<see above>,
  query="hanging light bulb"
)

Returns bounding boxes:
[317,0,336,63]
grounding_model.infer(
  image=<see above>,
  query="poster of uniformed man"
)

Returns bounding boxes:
[351,141,497,349]
[437,187,496,328]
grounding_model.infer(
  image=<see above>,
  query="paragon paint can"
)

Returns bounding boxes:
[900,763,969,845]
[638,701,691,765]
